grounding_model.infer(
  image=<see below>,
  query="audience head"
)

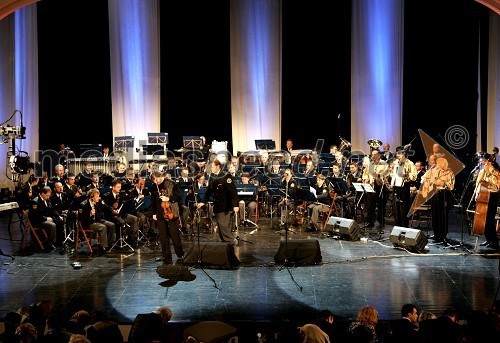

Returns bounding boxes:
[69,334,91,343]
[298,323,330,343]
[356,306,378,326]
[401,304,418,323]
[319,309,334,324]
[156,306,173,325]
[418,311,437,322]
[15,322,38,343]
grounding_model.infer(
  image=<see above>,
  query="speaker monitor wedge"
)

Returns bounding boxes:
[325,216,361,241]
[390,226,428,252]
[183,242,240,269]
[274,239,322,265]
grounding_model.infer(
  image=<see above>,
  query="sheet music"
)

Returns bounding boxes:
[309,186,317,198]
[361,183,375,193]
[352,183,365,192]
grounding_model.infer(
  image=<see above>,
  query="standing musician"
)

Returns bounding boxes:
[409,161,425,199]
[78,188,115,252]
[345,162,363,218]
[151,171,185,263]
[278,169,297,225]
[474,155,500,250]
[237,173,258,224]
[362,149,390,229]
[102,179,139,248]
[197,159,240,244]
[306,174,332,232]
[421,156,455,243]
[176,167,192,235]
[390,146,417,227]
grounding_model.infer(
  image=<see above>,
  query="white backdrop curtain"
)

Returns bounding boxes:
[486,12,500,150]
[108,0,160,154]
[351,0,404,152]
[0,4,38,189]
[230,0,282,154]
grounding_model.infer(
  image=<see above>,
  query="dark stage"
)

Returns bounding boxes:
[0,207,499,332]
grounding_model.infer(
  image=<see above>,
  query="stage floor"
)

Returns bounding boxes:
[0,208,499,327]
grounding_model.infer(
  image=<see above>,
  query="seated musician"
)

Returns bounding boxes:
[102,179,139,248]
[50,181,70,222]
[126,177,155,237]
[113,162,127,179]
[303,160,316,178]
[176,167,192,235]
[306,174,332,232]
[474,154,499,250]
[50,164,66,186]
[78,162,94,189]
[85,173,102,193]
[362,149,390,229]
[78,188,115,252]
[237,173,258,224]
[16,174,40,210]
[331,164,342,178]
[63,173,79,199]
[28,186,63,251]
[228,156,243,175]
[268,159,284,176]
[227,165,241,182]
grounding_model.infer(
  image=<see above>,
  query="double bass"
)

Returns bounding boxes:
[472,156,499,236]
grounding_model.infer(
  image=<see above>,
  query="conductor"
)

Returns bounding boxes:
[197,159,240,244]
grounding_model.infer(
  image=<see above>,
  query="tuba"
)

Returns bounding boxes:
[367,139,383,151]
[339,137,351,153]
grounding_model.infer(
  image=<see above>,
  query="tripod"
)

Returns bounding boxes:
[109,223,135,252]
[190,185,219,289]
[277,180,303,292]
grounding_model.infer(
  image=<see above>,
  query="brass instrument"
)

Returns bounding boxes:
[367,139,383,150]
[339,137,351,153]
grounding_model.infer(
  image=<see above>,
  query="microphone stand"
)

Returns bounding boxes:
[189,181,219,289]
[277,178,303,292]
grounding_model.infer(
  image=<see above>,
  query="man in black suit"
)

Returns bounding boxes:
[102,179,139,248]
[391,303,419,342]
[418,307,464,343]
[197,159,239,244]
[28,186,63,250]
[128,306,174,343]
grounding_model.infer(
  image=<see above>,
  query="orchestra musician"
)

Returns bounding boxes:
[151,171,184,263]
[345,162,363,218]
[475,155,500,250]
[102,179,139,248]
[381,143,394,164]
[237,173,258,224]
[306,174,332,232]
[126,177,155,237]
[50,164,66,186]
[303,160,316,177]
[176,167,192,235]
[85,173,102,193]
[113,162,127,179]
[63,173,79,199]
[78,188,115,253]
[28,186,63,251]
[409,161,425,197]
[228,156,243,176]
[197,159,239,244]
[362,149,390,229]
[331,164,342,178]
[278,169,297,225]
[389,146,417,227]
[421,156,455,244]
[77,162,94,189]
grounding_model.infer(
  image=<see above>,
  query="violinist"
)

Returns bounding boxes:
[306,174,332,232]
[151,171,184,263]
[102,180,139,248]
[390,147,417,227]
[475,155,500,250]
[78,188,115,253]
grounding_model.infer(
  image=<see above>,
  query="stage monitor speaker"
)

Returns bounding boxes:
[183,242,240,269]
[325,216,361,241]
[274,239,322,265]
[390,226,428,252]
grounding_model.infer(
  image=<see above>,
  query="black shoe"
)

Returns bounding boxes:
[480,241,491,246]
[305,226,317,233]
[486,242,500,250]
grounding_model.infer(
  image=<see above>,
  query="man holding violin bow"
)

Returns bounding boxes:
[151,171,184,264]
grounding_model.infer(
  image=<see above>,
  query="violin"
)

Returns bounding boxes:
[159,189,174,220]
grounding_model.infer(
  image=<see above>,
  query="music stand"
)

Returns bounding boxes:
[332,177,349,217]
[183,136,203,150]
[255,139,276,150]
[236,184,259,231]
[352,182,371,234]
[313,138,325,153]
[114,136,134,150]
[148,132,168,145]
